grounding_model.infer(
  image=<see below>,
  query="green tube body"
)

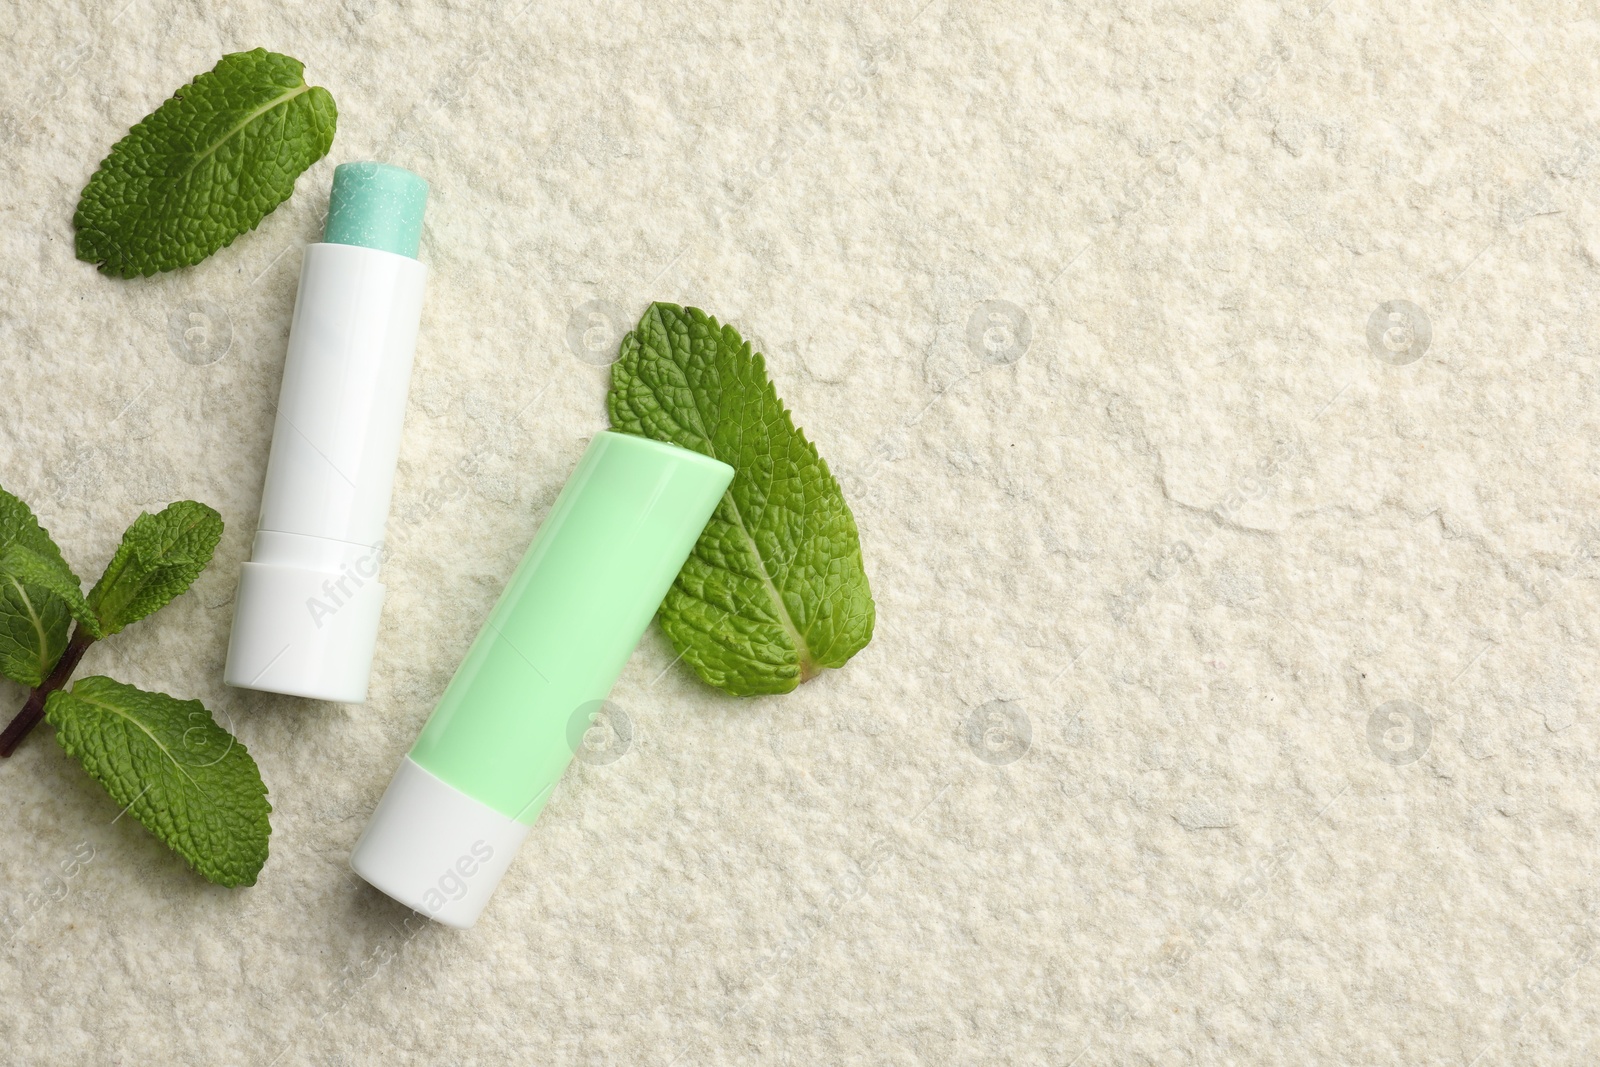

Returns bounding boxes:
[408,431,733,823]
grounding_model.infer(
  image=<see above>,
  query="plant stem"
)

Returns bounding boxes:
[0,625,95,757]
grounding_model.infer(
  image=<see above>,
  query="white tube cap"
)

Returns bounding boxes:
[223,559,385,703]
[349,757,531,929]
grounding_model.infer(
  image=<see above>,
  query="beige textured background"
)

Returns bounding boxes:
[2,0,1598,1063]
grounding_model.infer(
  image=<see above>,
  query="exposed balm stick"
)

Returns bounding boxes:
[224,162,430,704]
[351,432,733,928]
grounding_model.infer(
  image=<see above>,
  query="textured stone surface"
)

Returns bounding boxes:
[2,0,1598,1063]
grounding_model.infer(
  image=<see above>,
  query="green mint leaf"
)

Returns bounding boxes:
[607,303,876,696]
[0,487,80,686]
[74,48,337,277]
[87,501,223,636]
[0,545,101,641]
[45,677,270,886]
[0,574,69,689]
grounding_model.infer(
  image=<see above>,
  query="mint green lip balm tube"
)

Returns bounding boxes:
[350,432,733,927]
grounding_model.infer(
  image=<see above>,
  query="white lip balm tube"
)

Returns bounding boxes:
[224,162,430,703]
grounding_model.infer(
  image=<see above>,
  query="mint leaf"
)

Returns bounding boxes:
[0,488,79,686]
[87,501,222,636]
[0,545,100,641]
[0,574,69,689]
[45,677,270,886]
[607,303,875,695]
[74,48,337,277]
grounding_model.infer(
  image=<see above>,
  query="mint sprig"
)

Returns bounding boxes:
[74,48,337,277]
[608,303,875,695]
[0,486,269,886]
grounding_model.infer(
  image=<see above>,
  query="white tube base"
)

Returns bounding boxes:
[349,757,531,929]
[223,560,385,703]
